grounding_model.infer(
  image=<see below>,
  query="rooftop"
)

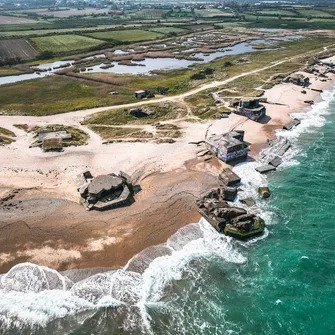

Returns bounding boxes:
[88,174,124,196]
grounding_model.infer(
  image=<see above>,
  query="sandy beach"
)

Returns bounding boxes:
[0,56,334,274]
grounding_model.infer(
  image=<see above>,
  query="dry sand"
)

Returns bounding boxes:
[0,58,334,273]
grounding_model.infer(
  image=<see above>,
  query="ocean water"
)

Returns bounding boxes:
[1,86,335,335]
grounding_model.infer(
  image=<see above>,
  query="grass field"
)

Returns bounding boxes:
[0,25,133,38]
[30,34,104,53]
[194,9,234,17]
[297,9,334,17]
[87,29,163,42]
[84,102,188,126]
[0,39,38,60]
[252,9,298,16]
[148,27,188,34]
[0,75,136,116]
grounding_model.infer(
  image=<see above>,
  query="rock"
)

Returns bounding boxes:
[269,157,282,168]
[255,165,276,174]
[258,186,271,199]
[221,187,237,201]
[240,197,256,207]
[304,100,314,105]
[219,168,241,186]
[79,183,89,197]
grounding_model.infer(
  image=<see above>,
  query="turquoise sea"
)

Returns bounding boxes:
[0,86,335,335]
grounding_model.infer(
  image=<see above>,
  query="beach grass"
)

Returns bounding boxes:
[84,102,188,126]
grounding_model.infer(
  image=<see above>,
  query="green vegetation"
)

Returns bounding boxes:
[87,125,144,139]
[86,29,163,42]
[30,34,104,53]
[148,27,188,34]
[84,102,187,126]
[33,124,89,147]
[0,76,137,116]
[0,126,16,145]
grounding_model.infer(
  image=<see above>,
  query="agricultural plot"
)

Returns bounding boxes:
[0,15,42,25]
[253,9,298,16]
[297,9,334,17]
[87,30,163,42]
[30,34,104,53]
[0,39,38,60]
[194,9,234,17]
[149,27,188,34]
[14,8,110,18]
[131,9,169,19]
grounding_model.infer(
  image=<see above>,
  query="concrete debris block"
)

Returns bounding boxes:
[219,168,241,186]
[221,187,237,202]
[83,171,93,179]
[240,197,256,207]
[258,186,271,199]
[119,171,131,183]
[255,165,276,174]
[79,183,89,198]
[269,157,282,168]
[196,191,265,240]
[283,118,301,130]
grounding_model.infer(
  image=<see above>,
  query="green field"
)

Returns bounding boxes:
[252,9,298,16]
[87,29,163,42]
[297,9,334,17]
[194,9,234,17]
[30,34,104,53]
[0,76,136,116]
[148,27,188,34]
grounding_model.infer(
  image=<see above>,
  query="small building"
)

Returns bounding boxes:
[134,90,155,99]
[234,98,266,121]
[205,131,248,163]
[134,90,147,99]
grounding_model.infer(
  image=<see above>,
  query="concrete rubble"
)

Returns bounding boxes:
[196,188,265,240]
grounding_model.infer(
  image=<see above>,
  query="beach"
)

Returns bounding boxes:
[0,56,335,275]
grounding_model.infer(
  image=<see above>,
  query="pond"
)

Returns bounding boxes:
[0,36,303,86]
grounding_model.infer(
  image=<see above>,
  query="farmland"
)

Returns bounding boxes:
[148,27,188,35]
[30,35,105,53]
[13,8,111,18]
[0,39,38,60]
[0,15,43,25]
[87,30,163,42]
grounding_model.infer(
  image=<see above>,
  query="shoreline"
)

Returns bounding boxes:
[0,57,335,275]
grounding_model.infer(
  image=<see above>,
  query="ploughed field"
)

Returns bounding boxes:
[0,39,38,60]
